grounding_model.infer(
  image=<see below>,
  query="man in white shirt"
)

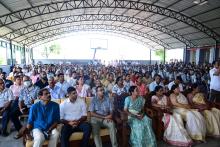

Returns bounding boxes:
[0,79,18,136]
[168,76,184,92]
[60,87,91,147]
[56,73,71,95]
[46,76,65,99]
[149,74,164,92]
[209,60,220,102]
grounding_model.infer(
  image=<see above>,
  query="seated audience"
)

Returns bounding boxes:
[0,79,19,137]
[187,83,220,137]
[19,76,40,114]
[46,76,65,99]
[60,87,92,147]
[170,84,206,142]
[89,86,118,147]
[149,74,164,92]
[76,77,91,99]
[35,71,48,89]
[10,75,24,100]
[124,86,157,147]
[0,72,13,88]
[56,73,71,95]
[168,76,184,91]
[26,88,60,147]
[152,86,192,146]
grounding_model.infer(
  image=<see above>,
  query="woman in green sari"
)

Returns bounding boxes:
[124,86,157,147]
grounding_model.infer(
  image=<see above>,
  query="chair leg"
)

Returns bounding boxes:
[7,120,11,133]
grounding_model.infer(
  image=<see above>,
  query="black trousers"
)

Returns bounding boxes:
[60,122,92,147]
[210,89,220,103]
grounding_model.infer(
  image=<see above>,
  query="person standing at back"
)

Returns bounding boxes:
[209,60,220,102]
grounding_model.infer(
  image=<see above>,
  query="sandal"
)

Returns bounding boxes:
[26,133,33,141]
[14,133,22,139]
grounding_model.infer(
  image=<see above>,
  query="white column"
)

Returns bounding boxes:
[209,47,215,63]
[195,49,200,64]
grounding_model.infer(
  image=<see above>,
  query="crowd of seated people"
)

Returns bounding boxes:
[0,60,219,147]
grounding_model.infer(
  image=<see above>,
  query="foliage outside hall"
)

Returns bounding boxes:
[33,34,183,63]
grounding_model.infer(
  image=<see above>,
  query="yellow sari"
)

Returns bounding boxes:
[172,93,206,141]
[193,93,220,137]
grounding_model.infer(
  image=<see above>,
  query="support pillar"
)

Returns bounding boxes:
[30,48,34,64]
[183,45,187,63]
[214,40,218,60]
[23,45,26,64]
[163,47,166,63]
[195,48,200,65]
[9,40,13,66]
[150,49,152,65]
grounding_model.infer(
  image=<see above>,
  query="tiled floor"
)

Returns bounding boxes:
[0,131,220,147]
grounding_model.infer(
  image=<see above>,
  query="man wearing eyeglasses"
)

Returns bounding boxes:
[26,88,60,147]
[0,79,15,136]
[60,86,91,147]
[89,86,118,147]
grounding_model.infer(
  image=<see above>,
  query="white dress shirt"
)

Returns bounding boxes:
[210,68,220,91]
[149,81,164,92]
[60,98,87,121]
[0,88,14,108]
[168,81,183,91]
[56,81,71,95]
[46,85,66,99]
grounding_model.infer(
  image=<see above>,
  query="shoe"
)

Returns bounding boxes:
[2,132,9,137]
[14,133,22,139]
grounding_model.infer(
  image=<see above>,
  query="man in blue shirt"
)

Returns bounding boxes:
[89,86,118,147]
[26,88,60,147]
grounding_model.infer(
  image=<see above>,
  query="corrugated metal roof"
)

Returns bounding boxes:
[0,0,219,49]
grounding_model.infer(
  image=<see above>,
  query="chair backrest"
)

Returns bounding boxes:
[51,99,61,104]
[114,93,130,111]
[60,98,66,104]
[34,98,65,104]
[85,97,93,111]
[145,91,156,107]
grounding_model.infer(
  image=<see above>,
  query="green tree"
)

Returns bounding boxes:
[154,49,166,62]
[41,43,61,58]
[0,57,4,65]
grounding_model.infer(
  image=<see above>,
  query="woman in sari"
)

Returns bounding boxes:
[151,86,192,146]
[170,84,206,142]
[187,83,220,137]
[75,76,91,99]
[135,76,149,98]
[124,86,157,147]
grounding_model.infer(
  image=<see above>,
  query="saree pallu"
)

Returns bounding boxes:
[128,113,157,147]
[203,108,220,137]
[163,113,193,146]
[173,108,206,141]
[192,93,220,137]
[125,96,157,147]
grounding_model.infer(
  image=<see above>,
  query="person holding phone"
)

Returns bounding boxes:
[26,88,60,147]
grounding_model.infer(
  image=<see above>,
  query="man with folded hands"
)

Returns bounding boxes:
[60,86,92,147]
[26,88,60,147]
[89,86,118,147]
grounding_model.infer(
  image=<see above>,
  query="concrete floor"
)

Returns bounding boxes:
[0,131,220,147]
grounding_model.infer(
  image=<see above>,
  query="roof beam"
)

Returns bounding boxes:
[18,24,171,49]
[1,14,194,47]
[0,0,219,42]
[23,25,160,49]
[30,31,158,50]
[0,1,29,26]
